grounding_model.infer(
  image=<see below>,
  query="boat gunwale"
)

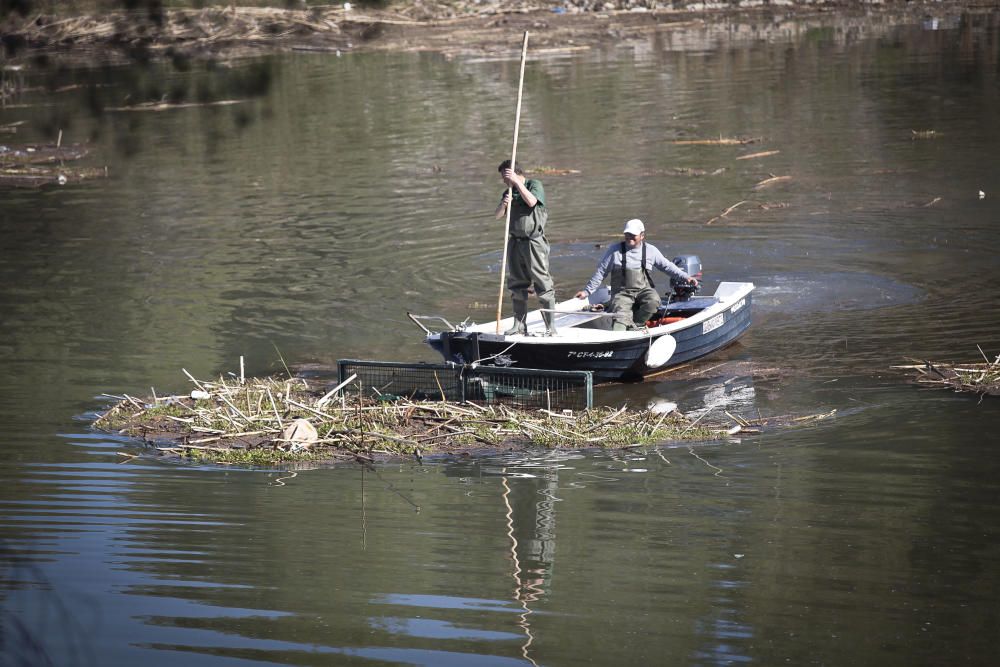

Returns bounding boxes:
[425,281,755,347]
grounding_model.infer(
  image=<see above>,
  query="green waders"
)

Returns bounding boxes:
[608,242,659,331]
[506,235,556,336]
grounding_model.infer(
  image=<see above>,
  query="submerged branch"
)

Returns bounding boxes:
[895,353,1000,396]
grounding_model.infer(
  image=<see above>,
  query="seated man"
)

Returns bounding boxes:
[575,219,698,331]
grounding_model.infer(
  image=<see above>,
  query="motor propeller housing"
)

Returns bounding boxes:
[669,255,702,301]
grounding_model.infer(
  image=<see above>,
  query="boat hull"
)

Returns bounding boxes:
[428,289,753,383]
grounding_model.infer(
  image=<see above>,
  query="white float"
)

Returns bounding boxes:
[645,334,677,368]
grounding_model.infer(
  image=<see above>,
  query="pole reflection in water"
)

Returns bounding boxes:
[498,458,562,667]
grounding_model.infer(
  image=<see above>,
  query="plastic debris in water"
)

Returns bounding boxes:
[647,399,677,415]
[282,418,318,451]
[980,190,986,199]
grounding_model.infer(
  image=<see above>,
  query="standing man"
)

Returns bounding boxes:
[574,219,698,331]
[495,159,557,336]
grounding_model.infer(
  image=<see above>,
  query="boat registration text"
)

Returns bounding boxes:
[567,350,614,359]
[702,313,725,334]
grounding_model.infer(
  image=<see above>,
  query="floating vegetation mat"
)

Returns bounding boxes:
[0,164,108,187]
[93,369,826,466]
[895,352,1000,396]
[0,143,89,165]
[0,143,108,188]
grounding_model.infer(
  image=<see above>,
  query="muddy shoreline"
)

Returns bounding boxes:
[1,1,990,65]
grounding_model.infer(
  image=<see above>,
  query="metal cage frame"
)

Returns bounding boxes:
[336,360,593,411]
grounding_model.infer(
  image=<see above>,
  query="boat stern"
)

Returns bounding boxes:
[426,330,506,365]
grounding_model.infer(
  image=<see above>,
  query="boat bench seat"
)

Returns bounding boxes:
[523,309,607,332]
[552,310,608,328]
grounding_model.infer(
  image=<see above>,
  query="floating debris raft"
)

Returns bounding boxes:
[0,142,108,187]
[672,136,762,145]
[0,142,89,165]
[528,166,581,176]
[0,165,108,187]
[895,351,1000,396]
[92,368,816,465]
[104,99,246,113]
[1,121,27,135]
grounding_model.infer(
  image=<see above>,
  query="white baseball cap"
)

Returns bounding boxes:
[623,218,645,236]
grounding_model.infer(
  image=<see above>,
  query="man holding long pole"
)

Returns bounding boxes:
[494,160,557,336]
[494,31,558,338]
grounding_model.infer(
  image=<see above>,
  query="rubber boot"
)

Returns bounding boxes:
[504,298,528,336]
[539,294,557,336]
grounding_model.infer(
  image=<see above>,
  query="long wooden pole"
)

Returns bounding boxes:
[496,31,530,334]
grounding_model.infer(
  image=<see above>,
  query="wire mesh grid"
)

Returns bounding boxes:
[336,360,593,411]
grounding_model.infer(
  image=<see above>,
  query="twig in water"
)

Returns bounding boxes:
[672,136,760,145]
[706,200,752,225]
[725,411,751,427]
[433,371,446,401]
[122,394,145,410]
[271,341,292,378]
[651,409,671,434]
[976,344,990,364]
[216,390,251,423]
[692,362,726,376]
[753,174,792,190]
[370,464,421,512]
[681,406,714,435]
[688,445,725,477]
[581,405,628,433]
[271,470,297,487]
[316,373,357,408]
[735,150,780,160]
[181,368,210,393]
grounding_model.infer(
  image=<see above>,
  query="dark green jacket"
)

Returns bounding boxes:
[502,179,547,239]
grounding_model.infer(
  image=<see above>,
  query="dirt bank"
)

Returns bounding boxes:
[0,0,988,64]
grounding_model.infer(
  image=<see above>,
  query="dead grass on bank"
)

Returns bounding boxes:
[94,368,818,466]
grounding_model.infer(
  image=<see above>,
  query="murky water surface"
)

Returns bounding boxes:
[2,13,1000,666]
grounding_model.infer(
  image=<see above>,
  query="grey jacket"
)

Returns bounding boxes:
[582,242,690,295]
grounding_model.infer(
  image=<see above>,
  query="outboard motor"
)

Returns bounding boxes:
[669,255,702,302]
